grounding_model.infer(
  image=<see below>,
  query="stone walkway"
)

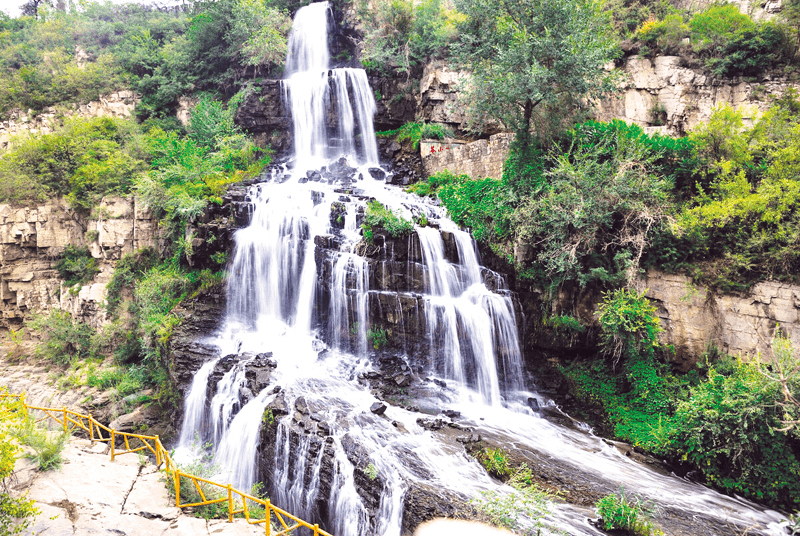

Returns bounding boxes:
[14,438,264,536]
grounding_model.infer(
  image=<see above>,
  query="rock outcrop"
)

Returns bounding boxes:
[595,55,798,136]
[0,91,138,150]
[642,271,800,369]
[0,196,157,331]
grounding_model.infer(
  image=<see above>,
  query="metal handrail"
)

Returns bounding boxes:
[0,391,332,536]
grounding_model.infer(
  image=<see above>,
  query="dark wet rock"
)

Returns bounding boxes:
[394,374,411,387]
[368,167,386,181]
[370,402,387,415]
[457,432,482,444]
[169,287,226,393]
[268,392,290,416]
[528,397,540,412]
[417,418,445,431]
[401,484,471,534]
[233,80,291,157]
[442,409,461,419]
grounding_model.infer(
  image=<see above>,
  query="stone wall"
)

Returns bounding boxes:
[421,133,513,180]
[640,271,800,369]
[595,56,797,136]
[0,91,138,150]
[0,196,158,331]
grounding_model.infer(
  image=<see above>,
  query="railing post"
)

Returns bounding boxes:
[110,430,115,461]
[155,436,161,466]
[227,484,233,523]
[265,500,271,536]
[173,470,180,508]
[62,408,67,433]
[313,524,319,536]
[89,416,95,443]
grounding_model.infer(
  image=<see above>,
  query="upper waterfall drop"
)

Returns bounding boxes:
[283,1,378,167]
[284,1,330,75]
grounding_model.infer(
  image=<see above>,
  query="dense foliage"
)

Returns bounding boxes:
[452,0,618,142]
[562,291,800,510]
[0,116,147,209]
[0,0,291,119]
[646,94,800,291]
[0,392,40,536]
[595,490,662,536]
[376,121,454,150]
[361,200,414,243]
[355,0,461,76]
[631,3,794,77]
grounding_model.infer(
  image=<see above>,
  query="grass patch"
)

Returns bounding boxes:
[596,489,662,536]
[13,416,69,472]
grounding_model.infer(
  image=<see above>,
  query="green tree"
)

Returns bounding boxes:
[452,0,618,144]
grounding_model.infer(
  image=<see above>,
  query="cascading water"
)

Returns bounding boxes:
[282,2,377,167]
[174,2,788,535]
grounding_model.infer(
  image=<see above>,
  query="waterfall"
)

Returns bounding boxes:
[282,2,378,166]
[173,2,788,535]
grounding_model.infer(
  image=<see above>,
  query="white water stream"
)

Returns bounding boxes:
[174,3,789,535]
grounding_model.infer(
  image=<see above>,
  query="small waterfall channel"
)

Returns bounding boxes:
[174,3,788,535]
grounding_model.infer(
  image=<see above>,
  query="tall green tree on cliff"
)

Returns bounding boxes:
[453,0,618,153]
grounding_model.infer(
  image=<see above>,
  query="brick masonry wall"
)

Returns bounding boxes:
[421,133,514,179]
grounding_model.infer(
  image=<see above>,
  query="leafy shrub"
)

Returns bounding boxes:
[13,415,68,472]
[361,200,414,243]
[705,22,790,77]
[689,4,754,50]
[87,365,146,397]
[55,245,99,288]
[376,121,454,150]
[105,248,160,317]
[0,116,147,209]
[366,328,389,350]
[512,121,673,289]
[545,314,585,334]
[26,309,97,365]
[650,98,800,290]
[596,490,662,536]
[355,0,459,75]
[597,288,661,367]
[0,393,40,535]
[471,464,557,534]
[477,447,512,478]
[635,14,689,55]
[670,357,800,509]
[604,0,678,37]
[136,98,267,253]
[436,173,515,244]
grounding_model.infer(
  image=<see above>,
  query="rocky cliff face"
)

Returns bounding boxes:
[595,56,797,136]
[518,268,800,371]
[0,91,138,150]
[642,271,800,369]
[0,196,157,332]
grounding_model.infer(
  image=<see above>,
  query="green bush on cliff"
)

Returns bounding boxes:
[136,96,268,254]
[355,0,458,75]
[55,245,99,288]
[376,122,454,150]
[361,200,414,243]
[0,116,147,209]
[669,344,800,509]
[645,96,800,291]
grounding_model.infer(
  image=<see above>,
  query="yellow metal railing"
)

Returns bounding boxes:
[0,391,332,536]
